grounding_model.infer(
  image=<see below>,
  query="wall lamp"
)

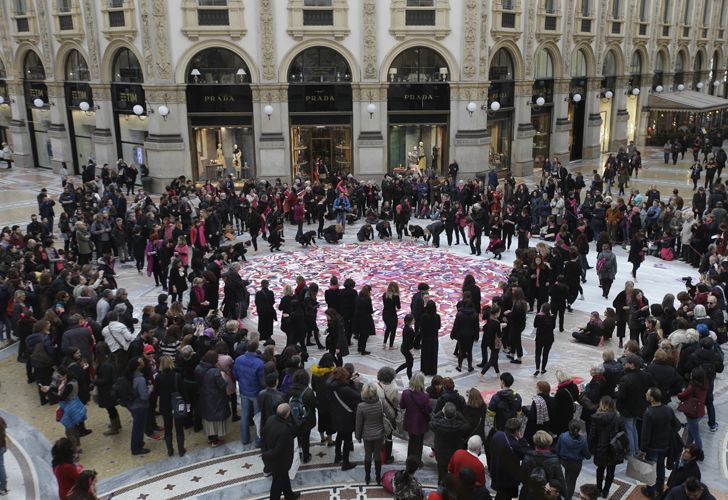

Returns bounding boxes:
[527,96,546,111]
[599,90,614,103]
[0,96,14,106]
[79,101,100,115]
[564,93,582,102]
[367,91,377,119]
[466,101,478,117]
[33,98,54,109]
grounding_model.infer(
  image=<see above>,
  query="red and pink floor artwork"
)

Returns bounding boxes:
[236,241,511,337]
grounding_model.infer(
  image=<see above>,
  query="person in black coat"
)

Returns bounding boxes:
[92,342,120,435]
[548,276,569,333]
[167,259,188,303]
[588,396,626,498]
[419,299,441,376]
[261,403,299,500]
[429,402,470,483]
[395,314,415,379]
[551,372,579,436]
[324,277,341,313]
[328,367,362,470]
[647,350,685,404]
[612,281,634,348]
[489,418,528,499]
[254,280,276,345]
[381,282,401,349]
[286,369,317,463]
[325,309,348,366]
[155,355,186,457]
[462,275,481,318]
[662,444,703,499]
[338,279,357,344]
[533,303,555,375]
[450,298,479,372]
[354,285,375,355]
[410,283,430,349]
[479,305,502,376]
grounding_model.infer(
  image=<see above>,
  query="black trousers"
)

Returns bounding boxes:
[600,278,614,298]
[395,349,414,379]
[481,345,500,375]
[457,339,474,368]
[407,433,424,461]
[269,471,295,500]
[534,339,553,371]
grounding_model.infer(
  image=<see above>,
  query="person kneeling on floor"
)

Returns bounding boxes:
[572,311,605,346]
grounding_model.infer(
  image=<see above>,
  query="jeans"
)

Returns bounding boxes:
[623,417,638,456]
[240,394,260,445]
[0,316,12,341]
[685,417,703,449]
[561,459,582,500]
[645,448,667,494]
[130,407,148,453]
[0,447,6,491]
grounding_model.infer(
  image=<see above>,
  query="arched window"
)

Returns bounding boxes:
[675,51,686,84]
[571,49,587,77]
[489,48,515,81]
[694,52,704,88]
[65,50,89,82]
[112,48,143,83]
[602,51,617,77]
[656,52,665,72]
[630,52,643,75]
[611,0,621,18]
[534,49,554,79]
[639,0,649,21]
[703,0,711,25]
[24,51,45,81]
[186,47,250,84]
[288,47,351,83]
[389,47,448,83]
[683,0,692,24]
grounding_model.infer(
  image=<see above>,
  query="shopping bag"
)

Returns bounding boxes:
[626,455,656,485]
[289,437,300,480]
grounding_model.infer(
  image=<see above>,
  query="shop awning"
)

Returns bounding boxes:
[645,90,728,112]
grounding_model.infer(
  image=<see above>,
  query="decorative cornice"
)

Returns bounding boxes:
[352,83,387,102]
[450,82,487,101]
[362,0,377,80]
[144,85,185,104]
[91,83,112,101]
[515,81,532,96]
[260,0,276,81]
[251,84,288,103]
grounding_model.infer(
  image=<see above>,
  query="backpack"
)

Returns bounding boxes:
[608,429,629,463]
[289,388,310,428]
[171,373,190,418]
[495,393,519,428]
[528,465,548,489]
[112,376,134,408]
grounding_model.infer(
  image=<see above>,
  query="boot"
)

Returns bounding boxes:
[374,461,382,485]
[177,433,186,457]
[364,460,371,485]
[103,417,121,436]
[165,433,174,456]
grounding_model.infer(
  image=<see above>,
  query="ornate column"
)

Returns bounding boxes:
[353,83,386,178]
[253,84,288,181]
[610,76,629,152]
[551,79,571,160]
[90,84,117,166]
[7,80,33,168]
[512,81,536,177]
[46,82,71,173]
[583,78,603,160]
[143,85,187,191]
[450,82,488,177]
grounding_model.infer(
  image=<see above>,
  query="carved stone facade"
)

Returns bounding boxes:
[362,0,377,80]
[259,0,276,82]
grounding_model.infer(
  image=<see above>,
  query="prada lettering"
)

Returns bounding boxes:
[404,94,435,101]
[203,95,235,103]
[305,94,335,102]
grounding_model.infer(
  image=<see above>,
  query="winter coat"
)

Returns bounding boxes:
[588,411,626,466]
[518,449,566,500]
[596,250,618,280]
[489,430,527,496]
[677,383,707,419]
[194,361,231,422]
[400,389,432,436]
[287,382,317,432]
[92,361,116,409]
[355,393,395,441]
[329,378,361,434]
[551,381,579,435]
[429,410,470,465]
[450,305,479,343]
[616,368,655,418]
[261,414,295,475]
[555,431,591,462]
[353,294,375,338]
[646,361,685,403]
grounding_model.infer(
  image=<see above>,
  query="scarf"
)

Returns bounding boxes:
[533,394,550,424]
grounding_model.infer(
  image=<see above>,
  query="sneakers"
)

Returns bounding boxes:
[709,423,719,432]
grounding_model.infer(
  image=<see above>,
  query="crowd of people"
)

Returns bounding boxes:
[0,140,725,500]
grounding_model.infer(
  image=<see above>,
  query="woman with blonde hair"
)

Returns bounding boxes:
[382,281,401,349]
[399,372,431,460]
[355,382,395,485]
[552,370,579,435]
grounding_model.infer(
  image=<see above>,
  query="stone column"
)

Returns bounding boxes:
[353,83,386,179]
[143,85,187,192]
[512,81,536,177]
[90,84,117,167]
[610,77,629,152]
[46,82,72,173]
[551,79,570,160]
[253,84,289,182]
[450,82,489,178]
[583,78,602,160]
[6,80,33,168]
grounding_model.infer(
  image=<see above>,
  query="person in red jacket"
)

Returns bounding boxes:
[678,367,708,450]
[447,435,487,487]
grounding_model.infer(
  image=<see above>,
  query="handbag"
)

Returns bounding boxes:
[566,386,583,421]
[55,407,64,422]
[334,389,353,413]
[380,400,395,436]
[677,388,701,419]
[626,455,657,485]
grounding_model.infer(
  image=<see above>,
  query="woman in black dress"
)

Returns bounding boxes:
[325,308,348,366]
[506,287,528,364]
[628,231,648,280]
[462,274,481,317]
[354,285,375,355]
[382,281,401,349]
[451,297,479,372]
[419,300,441,376]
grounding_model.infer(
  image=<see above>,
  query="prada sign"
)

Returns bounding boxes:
[186,84,252,114]
[64,82,94,109]
[288,84,352,113]
[388,83,450,111]
[112,83,145,113]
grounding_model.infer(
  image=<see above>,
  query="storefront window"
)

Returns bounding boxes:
[113,48,143,83]
[118,113,148,165]
[488,49,515,171]
[387,124,444,175]
[65,50,90,82]
[24,51,51,168]
[532,50,554,163]
[64,50,94,173]
[111,47,146,164]
[291,126,351,180]
[193,126,254,181]
[389,47,449,83]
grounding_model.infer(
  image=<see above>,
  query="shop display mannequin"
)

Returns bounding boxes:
[216,143,226,178]
[417,141,426,177]
[232,144,242,180]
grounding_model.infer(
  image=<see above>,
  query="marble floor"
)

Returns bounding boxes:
[0,150,726,499]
